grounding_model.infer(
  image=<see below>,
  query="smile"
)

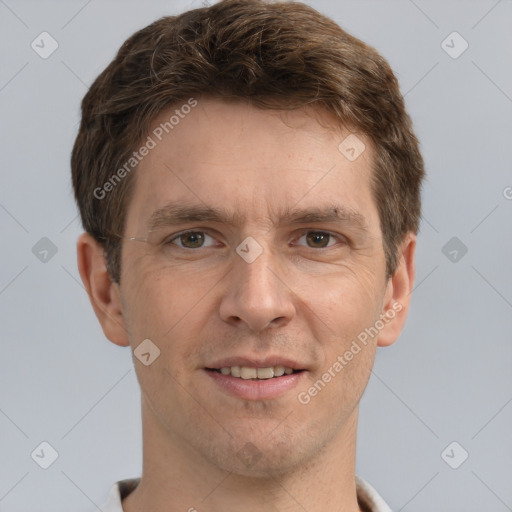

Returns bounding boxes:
[208,365,298,379]
[204,367,306,400]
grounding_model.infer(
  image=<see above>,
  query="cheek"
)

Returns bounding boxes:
[121,272,208,409]
[311,261,384,327]
[122,264,209,335]
[300,286,379,414]
[121,267,217,378]
[303,265,383,385]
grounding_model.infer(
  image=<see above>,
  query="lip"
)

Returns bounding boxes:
[204,368,307,400]
[206,356,307,371]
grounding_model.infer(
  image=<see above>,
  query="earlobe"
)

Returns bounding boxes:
[76,233,130,347]
[377,233,416,347]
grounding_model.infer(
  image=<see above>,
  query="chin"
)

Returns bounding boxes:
[199,428,313,478]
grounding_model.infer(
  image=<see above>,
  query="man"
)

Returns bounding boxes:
[72,0,424,510]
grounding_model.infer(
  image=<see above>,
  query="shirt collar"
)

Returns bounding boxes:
[101,476,392,512]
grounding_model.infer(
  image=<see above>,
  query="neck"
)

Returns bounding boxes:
[122,396,363,512]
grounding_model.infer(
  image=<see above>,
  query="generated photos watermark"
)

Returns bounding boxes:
[93,98,198,200]
[297,301,403,405]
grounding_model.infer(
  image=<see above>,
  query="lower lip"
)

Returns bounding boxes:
[204,369,306,400]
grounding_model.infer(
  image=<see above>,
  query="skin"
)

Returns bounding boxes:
[78,98,415,512]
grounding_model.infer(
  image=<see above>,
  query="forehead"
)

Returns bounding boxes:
[125,98,379,233]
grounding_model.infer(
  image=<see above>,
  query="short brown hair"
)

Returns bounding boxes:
[71,0,424,283]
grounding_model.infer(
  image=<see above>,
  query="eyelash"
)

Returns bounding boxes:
[164,229,348,249]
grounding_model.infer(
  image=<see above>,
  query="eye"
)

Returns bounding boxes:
[295,231,343,249]
[167,230,217,249]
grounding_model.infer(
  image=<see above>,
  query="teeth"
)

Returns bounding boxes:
[274,366,285,377]
[217,365,296,379]
[257,367,274,379]
[240,367,257,379]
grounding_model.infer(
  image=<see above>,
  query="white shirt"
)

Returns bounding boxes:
[100,476,393,512]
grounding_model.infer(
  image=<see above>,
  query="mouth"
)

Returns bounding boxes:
[205,365,304,380]
[203,362,307,400]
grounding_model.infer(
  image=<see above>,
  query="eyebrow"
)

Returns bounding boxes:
[146,201,370,233]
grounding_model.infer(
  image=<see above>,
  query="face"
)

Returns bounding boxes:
[117,98,397,476]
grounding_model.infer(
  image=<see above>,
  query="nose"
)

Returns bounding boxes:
[218,245,296,332]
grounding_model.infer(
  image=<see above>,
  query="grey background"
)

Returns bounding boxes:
[0,0,511,510]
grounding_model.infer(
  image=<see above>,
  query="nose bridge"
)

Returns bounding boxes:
[219,236,295,330]
[237,243,277,295]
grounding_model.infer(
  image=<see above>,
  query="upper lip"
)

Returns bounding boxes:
[206,356,307,371]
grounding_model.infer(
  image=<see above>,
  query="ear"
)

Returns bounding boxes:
[377,232,416,347]
[77,233,130,347]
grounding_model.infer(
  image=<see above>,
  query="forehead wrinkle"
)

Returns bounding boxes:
[275,202,369,230]
[145,200,370,235]
[146,202,246,232]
